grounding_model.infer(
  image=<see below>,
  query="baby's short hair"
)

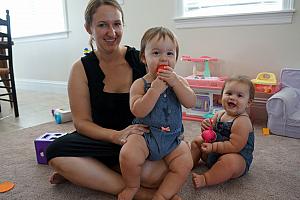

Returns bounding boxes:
[221,75,255,100]
[140,26,179,61]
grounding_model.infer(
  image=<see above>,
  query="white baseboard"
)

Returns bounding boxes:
[16,79,68,94]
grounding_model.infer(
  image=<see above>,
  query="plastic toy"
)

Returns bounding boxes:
[181,55,218,78]
[201,119,217,143]
[156,64,167,74]
[83,48,91,55]
[252,72,278,93]
[181,55,224,122]
[0,181,15,193]
[195,95,210,112]
[52,109,72,124]
[262,128,270,136]
[34,132,68,164]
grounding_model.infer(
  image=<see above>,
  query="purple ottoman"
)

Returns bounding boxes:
[34,132,67,164]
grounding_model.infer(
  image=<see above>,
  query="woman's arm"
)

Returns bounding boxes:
[68,60,117,142]
[68,60,147,145]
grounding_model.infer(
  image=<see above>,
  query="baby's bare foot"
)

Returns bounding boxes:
[49,172,67,184]
[118,187,139,200]
[192,173,206,189]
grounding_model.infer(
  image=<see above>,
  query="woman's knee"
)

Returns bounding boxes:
[48,157,69,172]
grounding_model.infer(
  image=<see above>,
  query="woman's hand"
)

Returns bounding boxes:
[114,124,149,145]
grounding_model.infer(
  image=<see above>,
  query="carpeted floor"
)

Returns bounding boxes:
[0,121,299,200]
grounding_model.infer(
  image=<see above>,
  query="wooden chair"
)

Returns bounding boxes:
[0,10,19,117]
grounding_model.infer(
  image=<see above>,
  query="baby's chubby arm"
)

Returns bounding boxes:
[202,115,252,154]
[130,77,167,118]
[172,76,196,108]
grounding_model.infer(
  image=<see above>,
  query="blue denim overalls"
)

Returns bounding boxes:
[133,78,183,161]
[206,112,255,175]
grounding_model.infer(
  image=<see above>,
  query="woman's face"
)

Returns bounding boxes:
[87,5,123,54]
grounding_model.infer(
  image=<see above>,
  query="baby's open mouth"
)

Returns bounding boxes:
[228,102,236,108]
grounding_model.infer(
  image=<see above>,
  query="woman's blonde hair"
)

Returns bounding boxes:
[85,0,124,50]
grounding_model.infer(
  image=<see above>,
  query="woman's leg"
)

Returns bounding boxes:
[49,157,125,194]
[49,172,67,184]
[47,136,170,200]
[49,156,158,200]
[192,153,246,189]
[118,134,149,200]
[153,142,193,200]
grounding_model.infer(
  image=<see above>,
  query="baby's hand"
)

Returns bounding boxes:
[201,119,212,131]
[151,77,167,94]
[201,143,213,153]
[157,65,179,87]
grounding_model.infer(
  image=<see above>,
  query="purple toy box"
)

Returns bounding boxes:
[34,132,67,164]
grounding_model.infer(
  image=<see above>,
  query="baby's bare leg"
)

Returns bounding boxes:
[190,136,204,168]
[193,153,246,189]
[153,142,193,200]
[118,134,149,200]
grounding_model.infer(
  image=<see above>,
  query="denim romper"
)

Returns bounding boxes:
[133,78,183,161]
[206,112,255,175]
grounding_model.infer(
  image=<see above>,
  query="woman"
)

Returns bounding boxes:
[46,0,168,199]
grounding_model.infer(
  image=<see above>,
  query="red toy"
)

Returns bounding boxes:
[201,119,217,143]
[157,64,167,74]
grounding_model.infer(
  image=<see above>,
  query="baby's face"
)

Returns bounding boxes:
[222,81,251,116]
[142,35,177,76]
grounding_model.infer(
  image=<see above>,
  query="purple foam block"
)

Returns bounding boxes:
[34,132,67,164]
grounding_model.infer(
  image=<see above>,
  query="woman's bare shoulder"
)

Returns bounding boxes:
[71,59,84,70]
[69,59,85,76]
[68,58,87,86]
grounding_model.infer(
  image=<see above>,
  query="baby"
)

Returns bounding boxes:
[118,26,196,200]
[191,75,255,189]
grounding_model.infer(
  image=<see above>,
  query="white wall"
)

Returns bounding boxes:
[13,0,88,82]
[12,0,300,91]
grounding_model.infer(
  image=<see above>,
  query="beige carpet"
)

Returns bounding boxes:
[0,121,299,200]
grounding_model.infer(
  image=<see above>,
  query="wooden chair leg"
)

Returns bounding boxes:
[11,87,19,117]
[0,10,19,117]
